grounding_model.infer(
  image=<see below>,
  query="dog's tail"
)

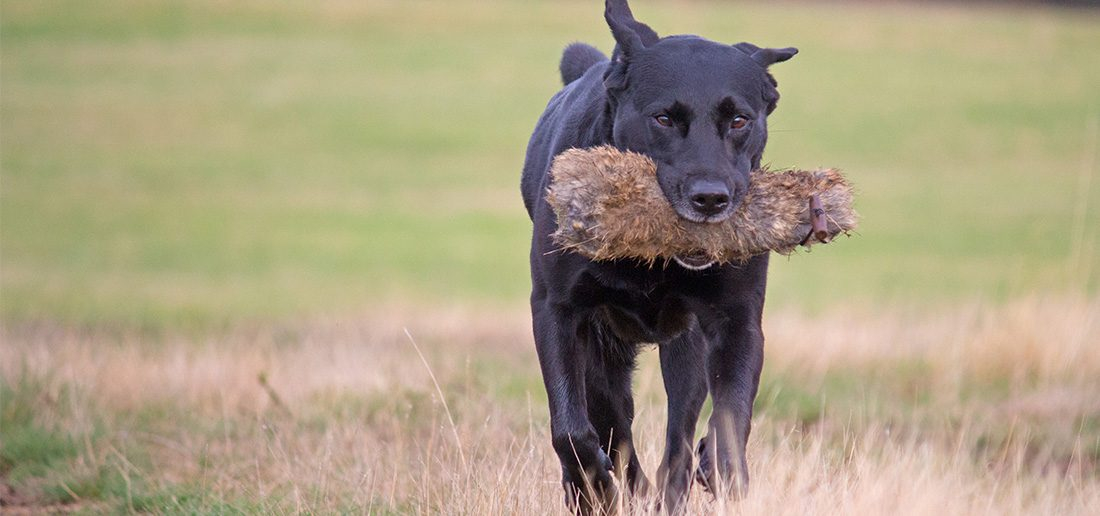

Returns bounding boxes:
[560,43,608,85]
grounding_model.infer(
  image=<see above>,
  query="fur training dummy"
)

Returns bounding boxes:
[546,146,858,265]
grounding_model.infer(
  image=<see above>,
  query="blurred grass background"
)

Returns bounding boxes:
[2,0,1099,331]
[3,2,1100,513]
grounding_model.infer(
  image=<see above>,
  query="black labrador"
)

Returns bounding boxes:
[520,0,796,513]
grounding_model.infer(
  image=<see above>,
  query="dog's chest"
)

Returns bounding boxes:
[568,263,713,344]
[594,292,695,344]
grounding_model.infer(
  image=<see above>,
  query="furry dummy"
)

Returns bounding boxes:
[546,146,858,265]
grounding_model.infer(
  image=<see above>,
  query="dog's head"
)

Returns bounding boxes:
[602,0,796,225]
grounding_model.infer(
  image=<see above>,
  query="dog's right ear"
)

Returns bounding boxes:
[605,0,659,58]
[604,0,658,92]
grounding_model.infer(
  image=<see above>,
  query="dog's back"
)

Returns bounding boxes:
[519,47,611,219]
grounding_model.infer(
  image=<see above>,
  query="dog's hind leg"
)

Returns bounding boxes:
[656,330,708,515]
[584,330,650,499]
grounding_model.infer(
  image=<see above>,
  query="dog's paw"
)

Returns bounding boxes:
[693,436,749,499]
[554,430,619,514]
[563,461,619,516]
[694,437,715,492]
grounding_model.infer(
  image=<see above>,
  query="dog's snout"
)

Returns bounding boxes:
[688,180,731,217]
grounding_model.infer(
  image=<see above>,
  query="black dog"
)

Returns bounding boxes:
[520,1,796,513]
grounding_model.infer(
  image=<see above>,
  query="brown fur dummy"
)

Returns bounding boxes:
[546,146,858,265]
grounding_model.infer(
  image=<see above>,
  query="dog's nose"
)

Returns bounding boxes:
[688,180,731,217]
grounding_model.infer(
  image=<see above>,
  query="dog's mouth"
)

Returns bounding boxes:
[673,252,716,271]
[674,209,734,225]
[669,194,741,225]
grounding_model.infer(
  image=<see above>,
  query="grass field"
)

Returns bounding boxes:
[2,0,1100,513]
[2,299,1098,513]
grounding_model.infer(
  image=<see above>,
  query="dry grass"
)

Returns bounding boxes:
[2,297,1098,514]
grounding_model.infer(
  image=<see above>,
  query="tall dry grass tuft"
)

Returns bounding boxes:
[2,297,1098,513]
[767,295,1100,384]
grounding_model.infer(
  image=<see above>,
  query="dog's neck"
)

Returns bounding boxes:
[596,96,617,144]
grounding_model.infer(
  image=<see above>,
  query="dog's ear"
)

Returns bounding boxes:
[752,46,798,66]
[605,0,659,59]
[734,43,797,115]
[734,42,798,67]
[604,0,659,93]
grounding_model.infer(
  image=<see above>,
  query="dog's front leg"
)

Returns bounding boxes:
[532,302,617,514]
[656,331,707,515]
[696,304,765,500]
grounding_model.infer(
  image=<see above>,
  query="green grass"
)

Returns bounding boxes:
[3,0,1100,330]
[0,368,277,512]
[0,378,80,482]
[1,374,120,509]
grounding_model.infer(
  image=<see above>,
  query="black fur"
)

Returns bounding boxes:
[520,1,796,513]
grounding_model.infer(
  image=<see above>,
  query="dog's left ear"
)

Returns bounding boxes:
[734,43,797,115]
[734,42,798,67]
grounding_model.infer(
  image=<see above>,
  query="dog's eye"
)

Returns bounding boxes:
[730,115,749,130]
[654,114,673,127]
